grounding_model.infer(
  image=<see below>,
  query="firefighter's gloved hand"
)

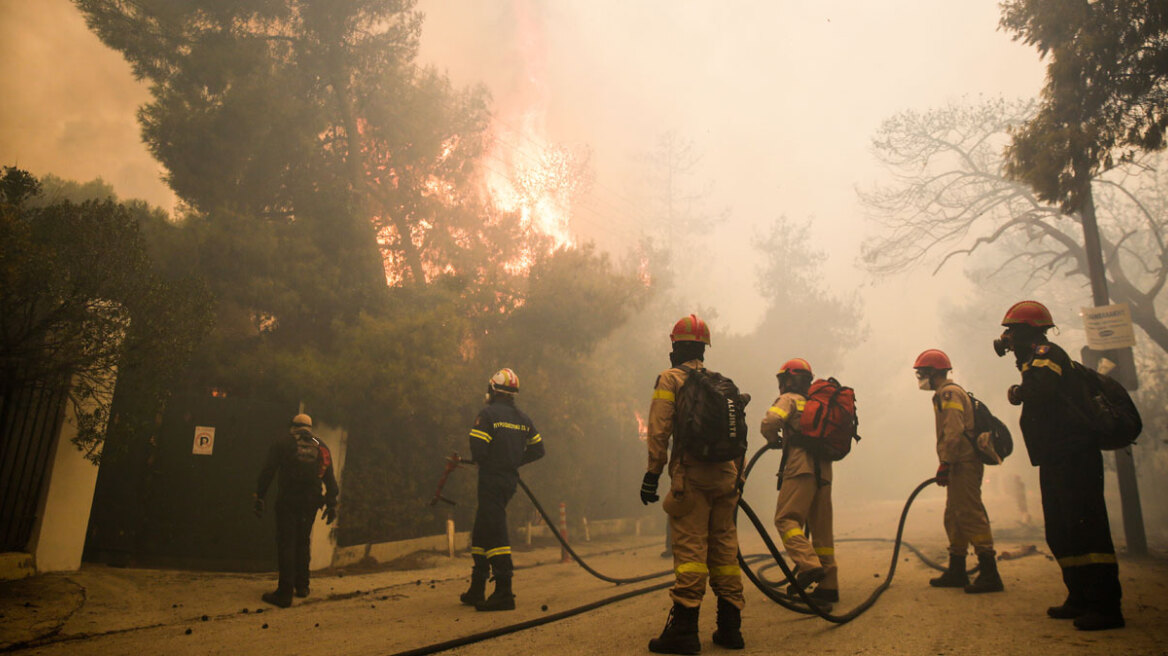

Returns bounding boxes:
[1007,384,1023,406]
[253,496,265,518]
[640,472,661,505]
[322,505,337,525]
[935,463,950,487]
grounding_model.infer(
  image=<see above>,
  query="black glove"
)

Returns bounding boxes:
[1007,384,1023,406]
[640,472,661,505]
[253,496,265,518]
[322,505,337,525]
[935,463,950,487]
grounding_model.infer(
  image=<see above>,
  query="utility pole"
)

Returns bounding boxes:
[1077,178,1147,557]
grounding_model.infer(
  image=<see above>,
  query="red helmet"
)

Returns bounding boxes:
[488,368,519,395]
[777,358,812,377]
[1001,300,1055,328]
[913,349,952,371]
[670,314,711,346]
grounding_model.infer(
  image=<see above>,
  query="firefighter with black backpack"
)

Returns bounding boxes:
[254,413,339,608]
[760,358,839,609]
[995,300,1124,631]
[640,314,750,654]
[913,349,1004,594]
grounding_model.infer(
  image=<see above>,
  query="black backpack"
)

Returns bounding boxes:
[290,429,325,482]
[965,391,1013,465]
[1072,362,1142,450]
[674,366,749,462]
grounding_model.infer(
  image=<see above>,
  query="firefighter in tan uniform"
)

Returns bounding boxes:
[760,358,838,609]
[914,349,1004,593]
[640,314,746,654]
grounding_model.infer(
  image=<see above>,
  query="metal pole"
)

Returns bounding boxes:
[559,502,570,563]
[1078,180,1147,556]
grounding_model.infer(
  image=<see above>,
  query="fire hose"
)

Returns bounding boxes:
[736,443,968,623]
[389,448,949,654]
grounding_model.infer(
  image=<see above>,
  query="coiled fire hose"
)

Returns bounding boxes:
[390,449,949,653]
[736,443,949,623]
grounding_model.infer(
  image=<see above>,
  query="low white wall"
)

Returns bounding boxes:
[332,515,658,568]
[309,422,347,571]
[26,377,110,573]
[333,530,472,569]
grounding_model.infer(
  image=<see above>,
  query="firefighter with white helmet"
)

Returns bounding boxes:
[996,301,1123,630]
[913,348,1003,594]
[760,357,838,609]
[641,315,748,653]
[460,368,544,612]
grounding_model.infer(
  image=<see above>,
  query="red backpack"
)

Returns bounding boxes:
[797,377,860,461]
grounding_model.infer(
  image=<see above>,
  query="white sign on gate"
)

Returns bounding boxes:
[193,426,215,455]
[1081,303,1137,350]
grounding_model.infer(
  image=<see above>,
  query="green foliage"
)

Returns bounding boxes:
[0,167,211,462]
[1001,0,1168,211]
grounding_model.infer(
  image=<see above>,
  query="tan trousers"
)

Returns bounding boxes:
[774,473,837,590]
[945,460,994,556]
[663,461,745,609]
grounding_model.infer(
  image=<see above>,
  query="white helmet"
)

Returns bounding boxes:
[488,368,520,395]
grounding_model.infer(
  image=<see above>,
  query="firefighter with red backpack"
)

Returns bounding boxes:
[760,358,840,609]
[254,413,339,608]
[640,315,749,654]
[913,349,1004,594]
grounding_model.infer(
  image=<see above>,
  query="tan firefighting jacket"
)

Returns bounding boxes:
[933,381,977,464]
[647,360,704,477]
[761,392,833,483]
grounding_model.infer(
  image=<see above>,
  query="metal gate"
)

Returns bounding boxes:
[85,392,294,571]
[0,381,68,551]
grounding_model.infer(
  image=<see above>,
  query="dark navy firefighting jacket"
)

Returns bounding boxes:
[468,400,544,476]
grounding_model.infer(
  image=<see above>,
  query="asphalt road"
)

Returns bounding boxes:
[4,491,1167,656]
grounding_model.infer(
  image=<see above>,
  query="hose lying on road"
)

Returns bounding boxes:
[388,448,949,654]
[386,578,673,656]
[516,477,675,584]
[736,444,944,623]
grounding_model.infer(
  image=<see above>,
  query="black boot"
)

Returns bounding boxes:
[711,597,744,650]
[1047,599,1086,619]
[261,591,292,608]
[965,551,1004,593]
[476,553,516,611]
[1073,609,1125,631]
[475,577,515,611]
[786,585,838,610]
[648,603,701,655]
[929,554,968,588]
[460,555,489,605]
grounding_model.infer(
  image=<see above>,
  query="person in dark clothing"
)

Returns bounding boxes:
[460,368,545,612]
[997,301,1123,631]
[254,413,339,608]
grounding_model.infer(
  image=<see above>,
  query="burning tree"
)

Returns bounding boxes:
[74,0,658,543]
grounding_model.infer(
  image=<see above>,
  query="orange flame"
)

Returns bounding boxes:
[635,410,648,442]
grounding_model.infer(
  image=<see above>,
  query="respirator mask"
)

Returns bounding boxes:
[914,369,934,391]
[993,330,1014,357]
